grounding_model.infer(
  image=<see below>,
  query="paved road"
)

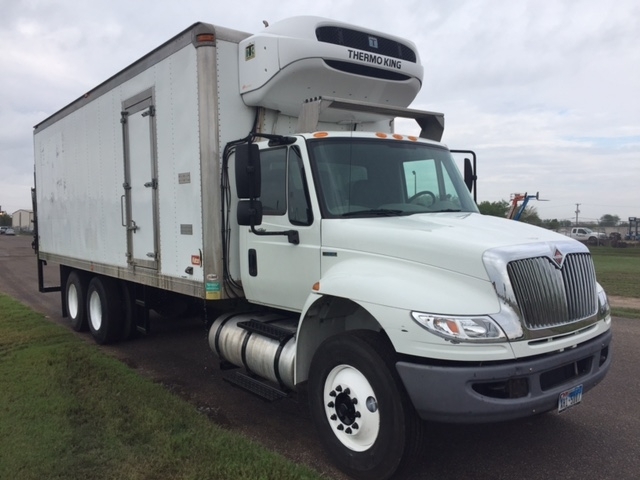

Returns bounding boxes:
[1,234,638,480]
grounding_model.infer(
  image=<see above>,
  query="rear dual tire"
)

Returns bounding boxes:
[87,276,124,345]
[65,271,88,332]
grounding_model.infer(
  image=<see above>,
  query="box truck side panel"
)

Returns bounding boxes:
[153,44,204,282]
[35,43,207,296]
[36,87,128,267]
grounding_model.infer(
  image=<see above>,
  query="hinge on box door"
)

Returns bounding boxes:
[122,182,131,191]
[144,179,158,189]
[141,105,155,117]
[120,111,129,124]
[146,252,157,259]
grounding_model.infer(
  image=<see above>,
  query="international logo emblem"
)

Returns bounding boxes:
[551,248,564,269]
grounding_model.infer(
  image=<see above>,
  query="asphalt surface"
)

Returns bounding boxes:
[1,234,638,480]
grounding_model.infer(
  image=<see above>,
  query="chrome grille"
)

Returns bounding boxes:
[507,253,597,330]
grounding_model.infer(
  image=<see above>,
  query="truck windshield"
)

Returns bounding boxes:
[307,138,478,218]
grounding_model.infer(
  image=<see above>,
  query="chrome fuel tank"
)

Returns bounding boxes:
[209,312,297,389]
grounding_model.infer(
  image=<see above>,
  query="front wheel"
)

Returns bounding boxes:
[308,331,423,480]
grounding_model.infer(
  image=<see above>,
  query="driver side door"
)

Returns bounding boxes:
[239,144,321,311]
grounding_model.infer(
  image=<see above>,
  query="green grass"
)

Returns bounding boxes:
[610,307,640,319]
[590,246,640,318]
[590,246,640,298]
[0,294,321,480]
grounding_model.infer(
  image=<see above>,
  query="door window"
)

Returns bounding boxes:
[260,146,313,225]
[259,148,286,215]
[288,148,313,226]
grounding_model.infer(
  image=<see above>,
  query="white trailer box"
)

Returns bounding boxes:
[34,23,255,300]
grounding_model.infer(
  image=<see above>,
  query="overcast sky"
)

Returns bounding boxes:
[1,0,638,224]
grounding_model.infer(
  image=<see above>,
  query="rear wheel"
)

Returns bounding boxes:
[65,271,88,332]
[86,276,124,345]
[308,331,423,480]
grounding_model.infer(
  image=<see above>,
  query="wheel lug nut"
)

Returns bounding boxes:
[335,385,342,392]
[355,411,361,418]
[352,422,359,430]
[352,398,358,405]
[329,390,336,397]
[337,424,344,431]
[345,427,352,434]
[344,388,350,395]
[327,401,334,408]
[330,414,337,421]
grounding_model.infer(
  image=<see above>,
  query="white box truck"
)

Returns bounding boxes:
[33,16,612,480]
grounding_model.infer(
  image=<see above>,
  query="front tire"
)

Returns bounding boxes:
[86,276,124,345]
[308,331,423,480]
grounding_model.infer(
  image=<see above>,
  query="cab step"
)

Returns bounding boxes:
[237,318,295,342]
[224,371,288,402]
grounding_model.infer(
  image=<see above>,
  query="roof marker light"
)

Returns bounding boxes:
[196,34,215,43]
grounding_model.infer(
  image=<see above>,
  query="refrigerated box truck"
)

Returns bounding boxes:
[33,16,612,480]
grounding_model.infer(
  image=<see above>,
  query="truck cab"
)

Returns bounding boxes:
[222,125,611,479]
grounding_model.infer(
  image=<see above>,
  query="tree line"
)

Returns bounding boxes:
[478,200,622,230]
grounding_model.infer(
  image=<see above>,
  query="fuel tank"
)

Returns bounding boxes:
[209,311,297,389]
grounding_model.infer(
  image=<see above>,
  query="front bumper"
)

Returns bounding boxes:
[396,329,612,423]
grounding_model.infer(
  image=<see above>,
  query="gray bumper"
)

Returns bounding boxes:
[396,329,612,423]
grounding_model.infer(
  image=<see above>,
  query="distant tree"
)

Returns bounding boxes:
[599,214,620,227]
[541,218,561,230]
[0,213,11,227]
[519,206,542,226]
[559,219,573,228]
[478,200,509,218]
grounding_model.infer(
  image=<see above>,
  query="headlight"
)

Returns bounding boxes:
[597,283,611,321]
[411,312,507,343]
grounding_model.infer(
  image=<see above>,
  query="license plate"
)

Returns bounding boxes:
[558,384,583,413]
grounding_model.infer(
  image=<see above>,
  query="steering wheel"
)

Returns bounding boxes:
[408,190,436,207]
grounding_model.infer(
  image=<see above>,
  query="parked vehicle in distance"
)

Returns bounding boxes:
[0,226,8,234]
[568,227,608,245]
[4,228,15,236]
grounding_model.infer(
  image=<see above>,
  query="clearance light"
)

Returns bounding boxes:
[314,132,329,138]
[196,34,215,43]
[312,282,320,291]
[392,134,403,140]
[408,136,418,142]
[375,132,388,138]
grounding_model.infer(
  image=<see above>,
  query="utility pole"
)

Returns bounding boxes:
[575,204,581,225]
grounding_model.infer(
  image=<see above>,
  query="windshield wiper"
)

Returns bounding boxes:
[341,209,405,217]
